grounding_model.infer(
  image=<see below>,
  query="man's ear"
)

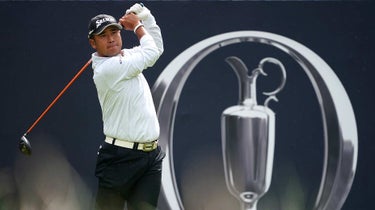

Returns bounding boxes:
[89,39,97,49]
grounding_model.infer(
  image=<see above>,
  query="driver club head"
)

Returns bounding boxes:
[19,135,32,155]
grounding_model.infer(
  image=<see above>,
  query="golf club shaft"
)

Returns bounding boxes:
[25,58,92,135]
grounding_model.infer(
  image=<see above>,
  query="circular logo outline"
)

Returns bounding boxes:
[152,31,358,210]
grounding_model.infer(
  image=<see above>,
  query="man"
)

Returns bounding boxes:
[87,3,164,210]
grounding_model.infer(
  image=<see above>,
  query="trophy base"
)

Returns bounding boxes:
[241,201,257,210]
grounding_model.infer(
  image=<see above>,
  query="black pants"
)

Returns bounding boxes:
[94,141,165,210]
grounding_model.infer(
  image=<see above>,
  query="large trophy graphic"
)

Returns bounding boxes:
[152,31,358,210]
[221,57,286,210]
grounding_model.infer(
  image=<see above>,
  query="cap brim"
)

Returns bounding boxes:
[92,23,123,36]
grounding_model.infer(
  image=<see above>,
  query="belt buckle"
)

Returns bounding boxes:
[142,142,155,152]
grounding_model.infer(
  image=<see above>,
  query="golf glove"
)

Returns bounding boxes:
[126,3,151,21]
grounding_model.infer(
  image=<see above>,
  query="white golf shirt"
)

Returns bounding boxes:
[91,18,163,143]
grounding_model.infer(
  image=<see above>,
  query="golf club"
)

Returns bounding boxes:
[19,58,92,156]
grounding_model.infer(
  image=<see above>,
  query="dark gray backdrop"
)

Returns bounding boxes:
[0,1,374,210]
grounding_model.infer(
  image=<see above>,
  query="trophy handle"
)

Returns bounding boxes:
[256,57,287,108]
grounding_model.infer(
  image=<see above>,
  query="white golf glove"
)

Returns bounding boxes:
[126,3,151,21]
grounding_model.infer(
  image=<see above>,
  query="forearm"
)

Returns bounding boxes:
[142,15,164,55]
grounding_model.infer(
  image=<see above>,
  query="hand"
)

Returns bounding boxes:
[126,3,151,21]
[119,13,141,31]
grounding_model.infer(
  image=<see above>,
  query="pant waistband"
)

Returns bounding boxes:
[105,137,158,152]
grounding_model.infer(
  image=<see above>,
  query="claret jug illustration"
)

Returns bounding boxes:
[221,56,287,210]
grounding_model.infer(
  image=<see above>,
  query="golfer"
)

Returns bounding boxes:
[88,3,164,210]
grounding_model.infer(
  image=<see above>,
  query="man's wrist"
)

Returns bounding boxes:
[133,23,144,33]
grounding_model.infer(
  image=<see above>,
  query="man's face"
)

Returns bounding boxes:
[89,26,122,57]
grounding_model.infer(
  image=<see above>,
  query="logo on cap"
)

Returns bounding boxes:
[95,17,115,28]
